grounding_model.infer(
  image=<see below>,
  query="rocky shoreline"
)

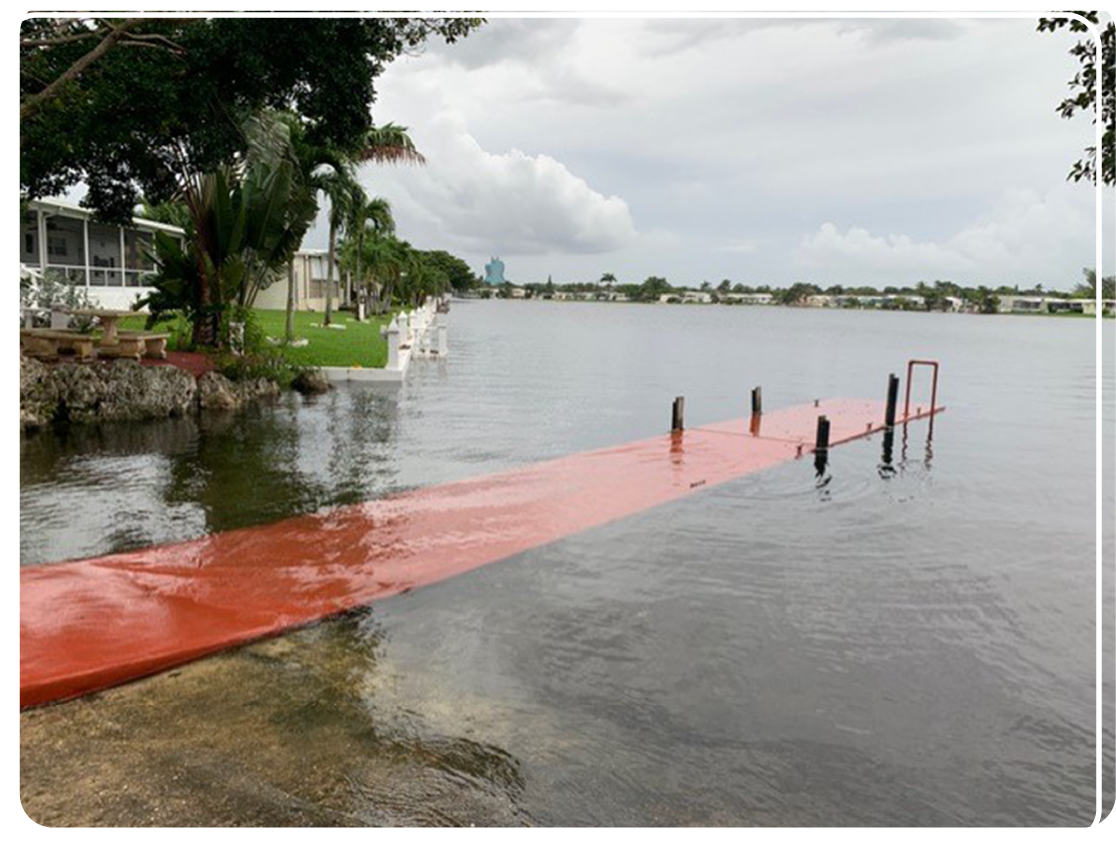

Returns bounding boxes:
[18,355,326,431]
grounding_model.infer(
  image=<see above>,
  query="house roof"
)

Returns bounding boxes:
[28,197,185,236]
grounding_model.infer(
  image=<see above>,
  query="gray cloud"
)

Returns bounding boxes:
[328,16,1101,286]
[362,111,637,257]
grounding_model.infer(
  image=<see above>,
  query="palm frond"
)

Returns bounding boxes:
[357,122,426,166]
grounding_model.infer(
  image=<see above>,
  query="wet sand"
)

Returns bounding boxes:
[20,612,529,827]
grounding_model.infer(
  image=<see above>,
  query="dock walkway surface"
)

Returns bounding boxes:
[21,398,941,708]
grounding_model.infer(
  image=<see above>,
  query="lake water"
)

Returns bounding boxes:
[19,301,1113,826]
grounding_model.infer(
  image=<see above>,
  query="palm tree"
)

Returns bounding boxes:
[143,160,315,344]
[271,114,350,339]
[285,257,298,342]
[344,195,394,316]
[600,272,617,291]
[320,123,424,326]
[319,167,359,326]
[371,235,410,314]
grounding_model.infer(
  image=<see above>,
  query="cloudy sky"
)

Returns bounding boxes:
[310,16,1104,289]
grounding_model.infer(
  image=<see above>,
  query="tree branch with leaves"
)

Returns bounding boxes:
[1038,12,1115,185]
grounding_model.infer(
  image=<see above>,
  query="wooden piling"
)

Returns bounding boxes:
[671,396,685,432]
[815,415,831,452]
[885,373,899,428]
[751,386,762,417]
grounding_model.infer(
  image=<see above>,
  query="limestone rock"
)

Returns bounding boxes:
[20,358,278,430]
[196,371,239,411]
[52,361,197,424]
[233,377,280,405]
[20,355,58,430]
[291,369,331,395]
[197,372,279,411]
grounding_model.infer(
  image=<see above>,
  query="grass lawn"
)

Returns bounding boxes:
[117,308,395,368]
[253,309,393,368]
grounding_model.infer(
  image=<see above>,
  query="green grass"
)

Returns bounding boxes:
[116,313,192,350]
[117,308,395,367]
[252,309,393,368]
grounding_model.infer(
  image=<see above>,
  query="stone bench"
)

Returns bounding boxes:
[95,336,145,361]
[116,331,170,360]
[20,329,97,362]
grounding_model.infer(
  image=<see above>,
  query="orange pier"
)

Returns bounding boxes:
[21,394,943,709]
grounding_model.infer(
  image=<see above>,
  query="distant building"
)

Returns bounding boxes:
[721,292,773,305]
[253,249,342,312]
[484,256,506,285]
[805,294,837,308]
[997,295,1105,316]
[658,290,712,304]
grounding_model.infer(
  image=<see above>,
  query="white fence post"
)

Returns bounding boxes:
[398,311,410,347]
[385,317,401,369]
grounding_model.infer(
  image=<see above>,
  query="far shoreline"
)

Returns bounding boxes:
[458,294,1113,319]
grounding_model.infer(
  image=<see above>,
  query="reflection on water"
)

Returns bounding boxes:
[878,422,936,480]
[20,302,1112,825]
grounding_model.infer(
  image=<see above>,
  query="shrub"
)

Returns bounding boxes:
[20,269,97,329]
[214,348,306,388]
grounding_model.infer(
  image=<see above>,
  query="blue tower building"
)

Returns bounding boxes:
[484,256,506,285]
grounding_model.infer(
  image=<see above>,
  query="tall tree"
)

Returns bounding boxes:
[318,123,424,325]
[21,17,479,221]
[421,250,476,293]
[1077,266,1116,299]
[638,276,671,302]
[319,169,358,326]
[285,257,298,342]
[346,195,395,315]
[366,236,411,314]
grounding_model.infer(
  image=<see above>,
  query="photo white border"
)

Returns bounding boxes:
[8,1,1112,840]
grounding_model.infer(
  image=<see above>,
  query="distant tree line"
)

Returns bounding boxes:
[486,269,1113,312]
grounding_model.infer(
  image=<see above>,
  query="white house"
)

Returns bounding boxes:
[720,292,773,305]
[253,249,343,312]
[805,294,838,308]
[996,295,1112,316]
[21,198,345,314]
[21,198,185,310]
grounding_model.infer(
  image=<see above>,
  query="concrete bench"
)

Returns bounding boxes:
[116,331,170,359]
[20,329,97,362]
[95,336,145,361]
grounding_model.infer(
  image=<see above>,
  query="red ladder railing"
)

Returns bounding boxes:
[903,359,940,418]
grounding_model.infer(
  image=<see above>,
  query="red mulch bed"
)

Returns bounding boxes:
[139,351,216,378]
[29,350,216,378]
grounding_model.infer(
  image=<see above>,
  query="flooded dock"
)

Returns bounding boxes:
[21,396,941,709]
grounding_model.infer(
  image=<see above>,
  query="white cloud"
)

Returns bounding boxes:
[361,110,637,257]
[795,184,1096,286]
